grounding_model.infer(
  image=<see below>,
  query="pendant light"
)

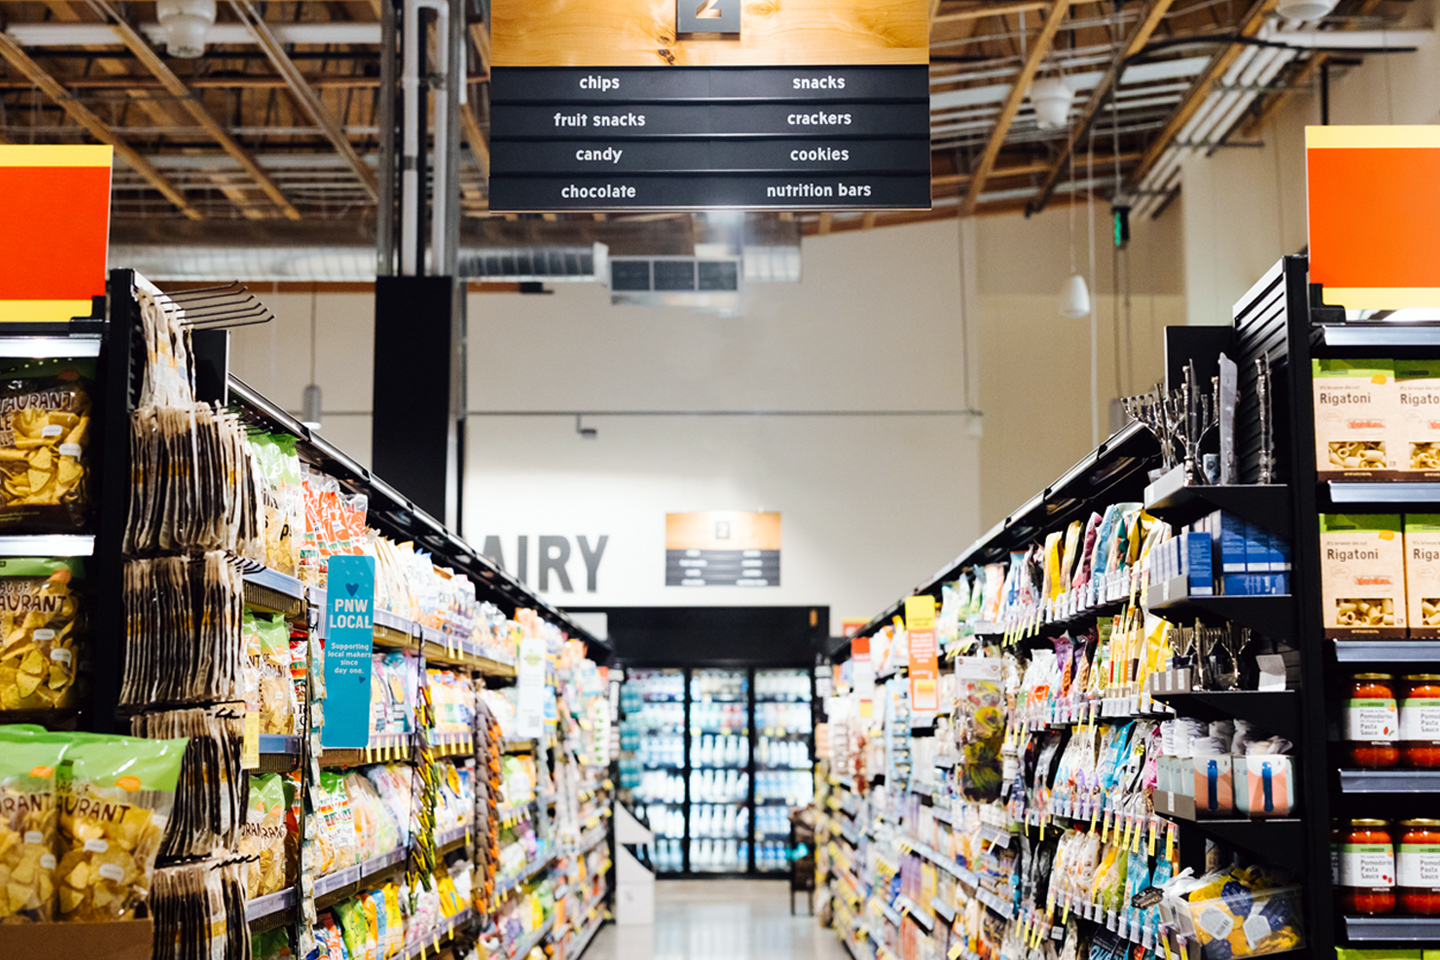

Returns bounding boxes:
[156,0,215,58]
[301,287,322,430]
[1029,76,1075,131]
[1277,0,1338,21]
[1059,274,1091,319]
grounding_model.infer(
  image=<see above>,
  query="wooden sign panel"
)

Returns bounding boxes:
[0,145,112,323]
[489,0,931,212]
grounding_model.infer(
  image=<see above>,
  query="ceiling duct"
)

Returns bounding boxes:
[457,244,608,283]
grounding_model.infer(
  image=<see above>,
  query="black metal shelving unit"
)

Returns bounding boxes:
[1284,255,1440,950]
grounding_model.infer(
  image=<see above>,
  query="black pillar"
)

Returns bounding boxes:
[371,275,466,526]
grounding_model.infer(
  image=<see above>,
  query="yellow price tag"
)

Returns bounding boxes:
[1162,933,1172,960]
[1101,814,1110,843]
[1165,824,1177,865]
[1090,802,1099,832]
[1148,820,1158,856]
[1132,818,1142,854]
[1062,902,1070,924]
[949,945,962,960]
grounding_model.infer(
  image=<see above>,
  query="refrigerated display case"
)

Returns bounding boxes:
[616,665,813,877]
[617,667,687,873]
[753,668,813,873]
[688,668,751,873]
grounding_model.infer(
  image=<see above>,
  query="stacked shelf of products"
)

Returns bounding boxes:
[814,255,1424,960]
[0,271,615,960]
[616,665,813,876]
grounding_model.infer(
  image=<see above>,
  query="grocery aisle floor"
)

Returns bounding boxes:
[585,880,848,960]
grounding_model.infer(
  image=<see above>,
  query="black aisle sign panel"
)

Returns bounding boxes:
[488,65,932,212]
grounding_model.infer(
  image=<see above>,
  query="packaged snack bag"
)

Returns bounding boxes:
[0,360,94,533]
[0,737,69,922]
[56,735,188,921]
[0,557,85,714]
[239,773,289,899]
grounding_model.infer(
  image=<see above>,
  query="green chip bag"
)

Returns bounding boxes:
[0,738,69,923]
[56,735,187,921]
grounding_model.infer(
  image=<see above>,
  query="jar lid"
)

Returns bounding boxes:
[1348,818,1392,827]
[1400,819,1440,827]
[1403,674,1440,682]
[1353,673,1396,681]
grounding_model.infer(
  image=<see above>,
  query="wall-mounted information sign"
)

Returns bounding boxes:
[666,510,780,586]
[488,0,931,212]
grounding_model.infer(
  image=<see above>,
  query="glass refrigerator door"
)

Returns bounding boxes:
[687,668,750,873]
[752,668,813,873]
[618,667,686,874]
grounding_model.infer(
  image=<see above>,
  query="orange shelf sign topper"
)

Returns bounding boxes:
[0,145,113,323]
[1308,126,1440,310]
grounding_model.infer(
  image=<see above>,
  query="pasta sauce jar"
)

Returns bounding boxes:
[1346,674,1400,768]
[1398,819,1440,915]
[1339,819,1396,914]
[1400,675,1440,768]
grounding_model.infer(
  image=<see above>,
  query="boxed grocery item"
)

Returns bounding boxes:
[1319,514,1407,638]
[1234,755,1295,817]
[1395,360,1440,479]
[1406,515,1440,638]
[1314,358,1397,480]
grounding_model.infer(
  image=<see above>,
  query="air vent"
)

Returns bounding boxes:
[608,256,742,293]
[457,243,607,283]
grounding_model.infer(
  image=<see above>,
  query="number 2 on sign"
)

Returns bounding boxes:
[696,0,722,17]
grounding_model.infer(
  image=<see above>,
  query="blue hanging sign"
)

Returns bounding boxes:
[322,555,376,749]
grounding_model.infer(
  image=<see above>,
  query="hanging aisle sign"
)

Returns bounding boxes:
[487,0,932,212]
[0,145,112,323]
[321,555,376,749]
[1307,126,1440,309]
[515,634,548,739]
[905,595,939,715]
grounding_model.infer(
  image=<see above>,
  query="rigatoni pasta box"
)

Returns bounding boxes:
[1406,515,1440,638]
[1320,514,1407,638]
[1313,358,1397,480]
[1395,360,1440,479]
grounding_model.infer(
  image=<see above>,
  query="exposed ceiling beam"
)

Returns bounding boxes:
[0,29,201,218]
[862,211,878,230]
[459,101,490,180]
[86,0,300,220]
[469,21,490,79]
[961,0,1071,216]
[0,75,381,90]
[228,0,379,201]
[1026,0,1174,216]
[1126,0,1278,189]
[818,212,834,235]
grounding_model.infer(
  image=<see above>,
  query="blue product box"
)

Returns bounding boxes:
[1215,511,1248,574]
[1221,573,1290,596]
[1244,519,1270,573]
[1185,531,1215,596]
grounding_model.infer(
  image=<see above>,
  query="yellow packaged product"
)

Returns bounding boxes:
[0,737,69,922]
[56,735,187,921]
[0,558,86,715]
[0,360,93,533]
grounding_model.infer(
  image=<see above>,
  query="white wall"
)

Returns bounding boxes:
[1180,6,1440,325]
[461,220,982,622]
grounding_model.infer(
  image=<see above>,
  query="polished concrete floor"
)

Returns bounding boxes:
[585,880,849,960]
